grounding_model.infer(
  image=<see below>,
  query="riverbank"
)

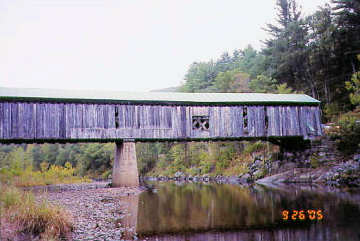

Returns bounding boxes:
[144,154,360,188]
[144,134,360,188]
[1,182,143,241]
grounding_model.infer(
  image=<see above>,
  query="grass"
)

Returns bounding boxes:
[0,185,73,240]
[0,162,85,240]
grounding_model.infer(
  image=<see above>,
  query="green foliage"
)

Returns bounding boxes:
[214,69,251,93]
[157,158,168,169]
[310,154,320,168]
[234,162,249,176]
[179,0,360,116]
[243,141,266,155]
[0,185,22,208]
[101,169,112,179]
[0,185,73,240]
[188,143,208,166]
[180,62,217,92]
[323,102,342,121]
[186,167,201,176]
[199,160,212,174]
[0,159,90,187]
[345,55,360,106]
[215,159,230,174]
[276,83,294,94]
[336,115,360,155]
[170,144,186,165]
[137,143,158,175]
[40,161,49,172]
[76,143,114,177]
[214,70,237,93]
[0,143,115,180]
[180,45,265,93]
[249,75,278,93]
[235,45,266,78]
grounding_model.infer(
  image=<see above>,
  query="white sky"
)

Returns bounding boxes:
[0,0,328,92]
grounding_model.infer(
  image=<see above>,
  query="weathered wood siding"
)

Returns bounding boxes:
[0,102,322,141]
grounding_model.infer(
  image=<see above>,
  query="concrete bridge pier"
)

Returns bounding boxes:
[112,141,139,187]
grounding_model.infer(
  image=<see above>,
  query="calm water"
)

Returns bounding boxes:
[122,182,360,241]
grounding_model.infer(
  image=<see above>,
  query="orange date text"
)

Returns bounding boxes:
[281,210,323,221]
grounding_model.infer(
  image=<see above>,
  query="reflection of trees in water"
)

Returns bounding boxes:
[137,184,282,234]
[131,183,360,240]
[144,225,358,241]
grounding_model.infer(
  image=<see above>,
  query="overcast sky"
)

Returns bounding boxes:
[0,0,328,92]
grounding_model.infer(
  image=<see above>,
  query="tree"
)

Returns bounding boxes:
[215,52,233,72]
[180,45,265,93]
[262,0,318,97]
[249,75,278,93]
[305,5,336,104]
[232,45,266,79]
[180,62,217,92]
[345,55,360,106]
[276,83,295,94]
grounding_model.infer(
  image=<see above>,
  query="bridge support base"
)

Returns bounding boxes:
[112,141,139,187]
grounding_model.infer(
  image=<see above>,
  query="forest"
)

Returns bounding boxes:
[0,0,359,181]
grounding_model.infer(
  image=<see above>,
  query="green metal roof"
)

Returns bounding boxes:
[0,87,320,105]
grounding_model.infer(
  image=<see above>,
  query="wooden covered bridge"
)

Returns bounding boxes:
[0,87,322,186]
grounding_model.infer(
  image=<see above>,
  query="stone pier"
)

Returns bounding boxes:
[112,141,139,187]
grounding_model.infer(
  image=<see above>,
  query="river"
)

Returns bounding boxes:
[119,182,360,241]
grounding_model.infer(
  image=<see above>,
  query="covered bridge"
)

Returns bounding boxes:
[0,87,322,186]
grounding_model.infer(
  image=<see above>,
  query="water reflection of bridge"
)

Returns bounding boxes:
[121,182,360,241]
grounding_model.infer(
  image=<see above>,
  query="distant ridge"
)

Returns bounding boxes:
[150,86,180,92]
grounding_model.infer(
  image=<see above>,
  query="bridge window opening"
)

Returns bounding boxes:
[115,106,119,129]
[192,116,209,131]
[265,115,269,130]
[243,107,248,129]
[265,107,269,130]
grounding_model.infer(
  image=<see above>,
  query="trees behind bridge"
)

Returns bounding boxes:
[180,0,360,121]
[0,143,114,179]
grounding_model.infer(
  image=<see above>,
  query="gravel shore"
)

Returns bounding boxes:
[34,182,144,241]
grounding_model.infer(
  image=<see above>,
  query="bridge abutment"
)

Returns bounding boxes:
[112,141,139,187]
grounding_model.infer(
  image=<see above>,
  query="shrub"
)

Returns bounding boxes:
[243,141,265,155]
[215,159,230,174]
[336,115,360,155]
[310,154,320,168]
[199,160,212,174]
[156,159,167,169]
[101,169,112,179]
[323,103,342,122]
[234,162,249,176]
[0,185,22,208]
[186,167,201,176]
[0,185,73,240]
[1,162,90,187]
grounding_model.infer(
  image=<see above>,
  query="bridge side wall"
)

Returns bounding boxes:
[0,102,322,141]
